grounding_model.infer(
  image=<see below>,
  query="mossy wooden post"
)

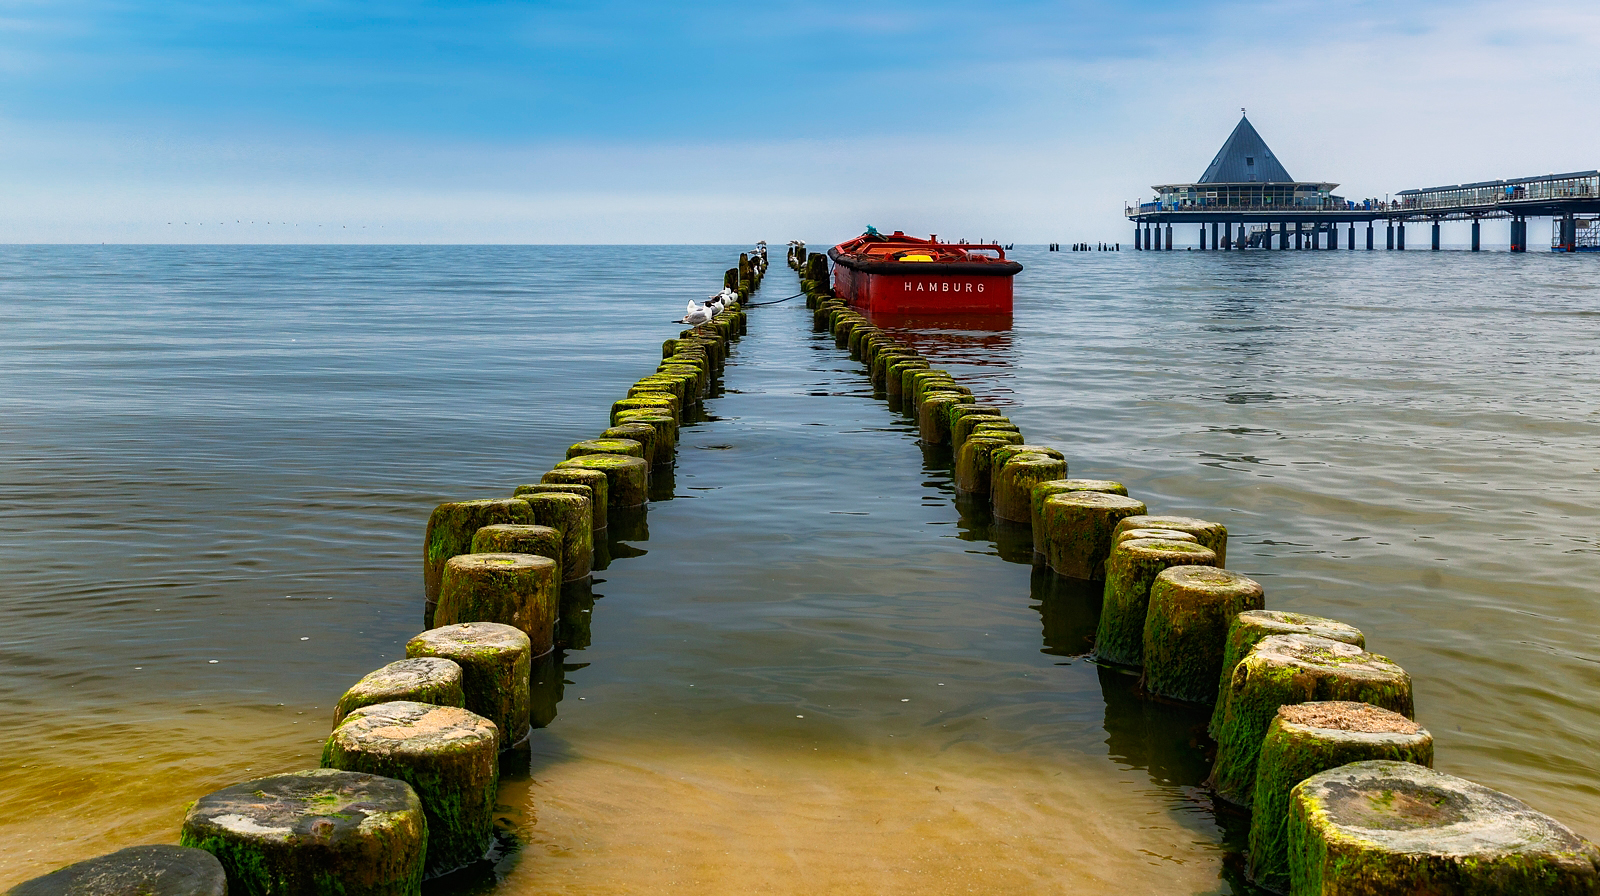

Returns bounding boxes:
[538,469,609,532]
[471,522,563,582]
[1116,527,1194,545]
[1209,610,1367,738]
[907,369,954,409]
[919,393,966,444]
[1093,539,1217,666]
[406,622,530,750]
[333,657,466,726]
[951,412,1008,449]
[970,424,1024,447]
[1037,492,1148,580]
[1208,633,1413,807]
[874,352,920,389]
[567,438,645,463]
[615,412,678,464]
[510,486,594,543]
[435,553,558,653]
[323,702,499,878]
[629,377,685,407]
[1288,761,1600,896]
[627,389,682,420]
[610,397,675,426]
[556,454,649,508]
[1248,703,1434,893]
[885,358,928,402]
[1030,479,1129,553]
[954,435,1010,495]
[993,454,1068,523]
[5,845,227,896]
[1112,514,1229,567]
[179,768,426,896]
[1141,566,1264,703]
[520,492,592,584]
[602,423,661,466]
[423,498,532,629]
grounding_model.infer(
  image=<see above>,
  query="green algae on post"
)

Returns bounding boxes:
[1029,479,1130,553]
[1112,514,1229,568]
[1248,702,1433,893]
[332,656,466,727]
[954,435,1011,495]
[407,622,531,751]
[613,412,678,463]
[1140,565,1263,704]
[602,423,661,465]
[5,844,226,896]
[1093,538,1217,666]
[611,397,676,426]
[472,522,564,583]
[918,392,966,444]
[520,491,593,584]
[538,468,609,532]
[1038,491,1149,580]
[179,768,425,896]
[1208,633,1413,807]
[1288,760,1600,896]
[557,454,649,509]
[323,702,499,878]
[422,498,532,628]
[1209,610,1367,738]
[435,553,559,652]
[992,453,1068,523]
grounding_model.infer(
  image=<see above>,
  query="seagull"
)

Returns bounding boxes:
[680,304,713,326]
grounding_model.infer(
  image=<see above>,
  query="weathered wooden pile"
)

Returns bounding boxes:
[793,248,1600,896]
[7,251,764,896]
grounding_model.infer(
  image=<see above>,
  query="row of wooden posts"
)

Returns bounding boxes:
[6,253,766,896]
[792,250,1600,896]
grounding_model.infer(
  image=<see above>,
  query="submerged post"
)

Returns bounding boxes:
[1386,221,1394,250]
[1471,219,1480,251]
[1397,221,1406,250]
[1432,220,1441,251]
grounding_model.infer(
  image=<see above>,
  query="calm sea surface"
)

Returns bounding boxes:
[2,245,1598,893]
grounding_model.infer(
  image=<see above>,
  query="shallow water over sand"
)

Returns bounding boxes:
[1,245,1596,892]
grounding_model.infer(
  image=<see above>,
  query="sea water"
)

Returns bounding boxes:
[2,245,1597,893]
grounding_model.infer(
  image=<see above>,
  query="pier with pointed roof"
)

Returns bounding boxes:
[1126,114,1600,252]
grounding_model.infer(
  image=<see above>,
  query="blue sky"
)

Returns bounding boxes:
[3,0,1598,242]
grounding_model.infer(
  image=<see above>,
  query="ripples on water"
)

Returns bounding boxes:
[1,245,1597,892]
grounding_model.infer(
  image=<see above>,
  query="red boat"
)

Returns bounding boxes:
[828,230,1022,314]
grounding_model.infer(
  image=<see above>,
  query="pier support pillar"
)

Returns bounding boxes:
[1367,223,1374,250]
[1212,221,1220,250]
[1164,224,1172,251]
[1471,220,1480,252]
[1511,218,1525,253]
[1238,224,1246,250]
[1200,224,1207,250]
[1294,222,1303,250]
[1397,222,1406,251]
[1328,225,1337,250]
[1431,221,1441,251]
[1348,223,1356,250]
[1134,225,1141,250]
[1386,221,1394,250]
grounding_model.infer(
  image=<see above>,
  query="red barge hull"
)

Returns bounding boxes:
[828,231,1022,315]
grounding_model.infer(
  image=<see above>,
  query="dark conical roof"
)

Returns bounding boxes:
[1198,116,1293,184]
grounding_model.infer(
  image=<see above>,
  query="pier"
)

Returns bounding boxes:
[1127,114,1600,252]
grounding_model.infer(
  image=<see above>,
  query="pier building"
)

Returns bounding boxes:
[1127,114,1600,252]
